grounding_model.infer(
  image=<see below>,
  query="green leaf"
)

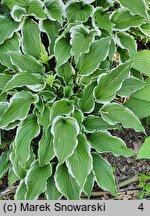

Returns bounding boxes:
[57,62,74,84]
[83,115,120,132]
[131,78,150,101]
[118,0,148,20]
[15,180,27,200]
[0,16,20,44]
[88,131,135,157]
[10,151,26,179]
[36,104,51,130]
[44,0,64,23]
[137,136,150,159]
[22,19,44,59]
[66,133,92,186]
[116,32,137,56]
[94,61,132,103]
[0,34,20,70]
[92,153,117,196]
[50,99,74,122]
[25,160,52,200]
[40,19,60,54]
[111,8,145,30]
[83,171,94,198]
[7,51,45,74]
[3,72,44,93]
[3,0,30,9]
[15,115,40,168]
[70,24,97,63]
[54,35,72,67]
[38,128,55,166]
[140,22,150,36]
[0,91,38,128]
[117,77,145,97]
[8,167,19,186]
[132,50,150,76]
[51,116,79,162]
[79,80,96,113]
[0,102,9,116]
[66,0,93,23]
[125,97,150,119]
[26,0,47,19]
[11,5,26,22]
[0,151,10,178]
[55,163,81,199]
[101,103,145,132]
[45,176,61,200]
[77,37,111,76]
[0,74,12,90]
[94,7,113,33]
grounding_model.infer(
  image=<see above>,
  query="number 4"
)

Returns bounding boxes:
[138,203,144,211]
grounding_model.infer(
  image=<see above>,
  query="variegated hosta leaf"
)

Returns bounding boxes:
[66,0,93,23]
[88,131,135,157]
[111,8,145,30]
[3,0,30,9]
[77,37,111,76]
[15,115,40,168]
[71,108,84,125]
[100,103,145,132]
[0,151,10,178]
[44,0,64,23]
[22,19,44,59]
[50,99,74,122]
[36,104,51,130]
[15,179,27,200]
[0,34,20,70]
[25,160,52,200]
[3,72,44,93]
[137,136,150,159]
[117,77,145,97]
[0,74,12,90]
[0,16,20,44]
[57,62,74,84]
[70,24,97,63]
[118,0,148,20]
[38,128,55,166]
[0,91,38,128]
[116,32,137,56]
[8,167,19,186]
[10,151,26,179]
[78,80,96,113]
[26,0,47,19]
[0,102,9,116]
[66,133,93,187]
[140,22,150,36]
[92,153,117,196]
[40,19,60,54]
[125,97,150,119]
[54,35,71,67]
[83,115,120,132]
[55,163,81,200]
[45,176,61,200]
[51,116,79,163]
[132,50,150,76]
[11,6,26,22]
[130,78,150,101]
[94,61,132,103]
[83,171,95,198]
[93,7,113,33]
[6,51,44,74]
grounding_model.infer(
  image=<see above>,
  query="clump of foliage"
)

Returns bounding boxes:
[0,0,150,200]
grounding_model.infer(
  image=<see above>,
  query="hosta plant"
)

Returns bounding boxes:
[0,0,150,200]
